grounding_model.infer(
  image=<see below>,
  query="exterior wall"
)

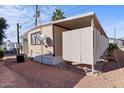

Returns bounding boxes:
[54,25,68,56]
[27,25,53,59]
[120,47,124,51]
[109,38,124,47]
[109,38,118,44]
[93,27,108,64]
[42,25,53,55]
[22,34,28,54]
[117,40,124,47]
[26,25,63,65]
[63,27,94,65]
[109,39,114,44]
[22,40,28,54]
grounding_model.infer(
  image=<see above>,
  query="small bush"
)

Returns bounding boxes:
[108,43,118,51]
[0,49,4,59]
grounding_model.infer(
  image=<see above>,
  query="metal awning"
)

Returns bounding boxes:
[53,12,107,38]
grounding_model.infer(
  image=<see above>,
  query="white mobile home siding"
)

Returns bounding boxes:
[27,25,53,62]
[53,25,68,56]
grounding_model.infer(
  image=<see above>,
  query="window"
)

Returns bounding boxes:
[31,32,41,45]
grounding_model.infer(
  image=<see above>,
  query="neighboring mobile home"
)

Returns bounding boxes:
[21,12,108,73]
[109,38,124,47]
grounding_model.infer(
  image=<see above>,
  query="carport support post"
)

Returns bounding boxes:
[91,15,94,27]
[91,15,95,74]
[92,64,94,74]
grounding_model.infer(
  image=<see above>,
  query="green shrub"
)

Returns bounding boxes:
[108,43,118,51]
[0,49,4,59]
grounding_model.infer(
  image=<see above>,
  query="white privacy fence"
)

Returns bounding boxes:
[62,26,108,65]
[63,27,93,65]
[93,27,108,64]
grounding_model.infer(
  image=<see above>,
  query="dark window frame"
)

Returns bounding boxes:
[31,32,41,45]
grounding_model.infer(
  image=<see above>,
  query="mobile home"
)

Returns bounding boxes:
[109,38,124,47]
[22,12,108,72]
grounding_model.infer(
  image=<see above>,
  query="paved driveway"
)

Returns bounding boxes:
[1,48,124,88]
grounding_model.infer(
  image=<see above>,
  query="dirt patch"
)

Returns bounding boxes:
[3,58,85,88]
[1,49,124,88]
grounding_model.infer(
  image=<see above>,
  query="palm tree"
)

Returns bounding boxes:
[52,9,66,21]
[0,17,8,45]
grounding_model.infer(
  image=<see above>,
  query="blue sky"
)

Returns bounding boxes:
[0,5,124,42]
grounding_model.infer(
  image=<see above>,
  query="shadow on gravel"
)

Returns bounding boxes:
[4,58,86,88]
[102,48,124,72]
[5,58,17,65]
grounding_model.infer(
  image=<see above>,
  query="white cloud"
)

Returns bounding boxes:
[0,5,57,42]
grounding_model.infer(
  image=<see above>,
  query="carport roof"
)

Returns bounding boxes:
[23,12,107,38]
[53,12,107,38]
[52,12,95,24]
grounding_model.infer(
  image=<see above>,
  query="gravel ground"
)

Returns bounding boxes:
[75,48,124,88]
[0,58,84,88]
[1,48,124,88]
[0,62,32,88]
